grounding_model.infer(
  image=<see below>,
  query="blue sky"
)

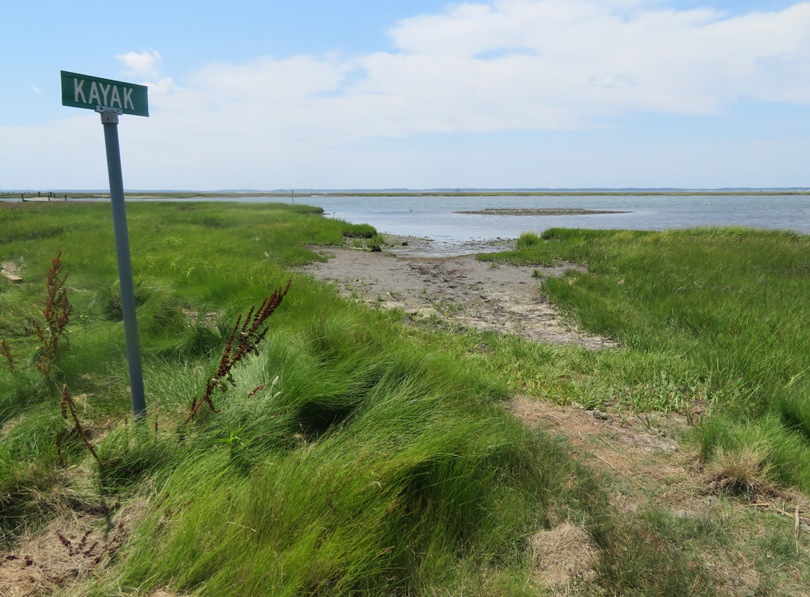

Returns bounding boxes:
[1,0,809,190]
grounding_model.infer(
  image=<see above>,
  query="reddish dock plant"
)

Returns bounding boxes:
[0,339,14,372]
[186,280,291,424]
[60,384,100,464]
[34,252,72,374]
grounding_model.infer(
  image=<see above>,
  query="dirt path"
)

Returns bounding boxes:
[508,396,705,512]
[296,246,614,349]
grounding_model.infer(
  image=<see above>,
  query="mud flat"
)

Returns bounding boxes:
[454,208,627,216]
[296,242,615,349]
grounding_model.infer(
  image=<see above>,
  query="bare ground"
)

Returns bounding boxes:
[296,245,614,350]
[0,510,128,597]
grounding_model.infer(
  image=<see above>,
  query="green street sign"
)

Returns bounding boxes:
[60,70,149,117]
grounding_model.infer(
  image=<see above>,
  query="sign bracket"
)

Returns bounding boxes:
[97,106,122,124]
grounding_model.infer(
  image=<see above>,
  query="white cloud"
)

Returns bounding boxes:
[115,50,177,108]
[116,50,163,80]
[102,1,808,188]
[146,77,178,96]
[7,1,810,189]
[144,0,810,143]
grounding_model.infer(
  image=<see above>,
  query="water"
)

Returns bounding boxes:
[297,194,810,255]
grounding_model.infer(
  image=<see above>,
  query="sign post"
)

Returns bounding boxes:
[61,71,149,418]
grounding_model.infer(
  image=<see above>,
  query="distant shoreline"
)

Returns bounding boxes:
[2,189,810,201]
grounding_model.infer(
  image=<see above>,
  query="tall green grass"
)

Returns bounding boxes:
[117,311,564,594]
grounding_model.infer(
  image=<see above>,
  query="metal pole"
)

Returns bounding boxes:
[98,107,146,418]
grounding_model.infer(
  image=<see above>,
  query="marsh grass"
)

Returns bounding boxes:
[351,232,387,251]
[112,306,593,594]
[2,203,808,594]
[484,227,810,490]
[591,508,726,595]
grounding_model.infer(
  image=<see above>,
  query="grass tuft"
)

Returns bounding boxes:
[706,446,774,498]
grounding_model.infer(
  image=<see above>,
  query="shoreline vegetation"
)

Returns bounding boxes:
[1,201,809,595]
[3,188,810,202]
